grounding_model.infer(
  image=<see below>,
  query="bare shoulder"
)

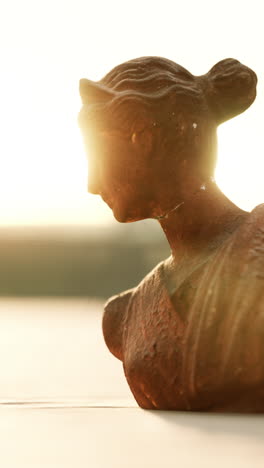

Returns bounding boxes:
[236,204,264,251]
[103,288,134,361]
[245,203,264,226]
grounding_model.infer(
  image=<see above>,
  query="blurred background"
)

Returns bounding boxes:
[1,0,264,299]
[0,222,169,297]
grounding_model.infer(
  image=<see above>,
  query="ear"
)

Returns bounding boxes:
[79,78,116,105]
[131,127,153,158]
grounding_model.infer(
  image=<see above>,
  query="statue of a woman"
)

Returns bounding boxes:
[78,56,264,411]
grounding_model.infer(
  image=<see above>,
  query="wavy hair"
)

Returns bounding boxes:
[80,56,257,128]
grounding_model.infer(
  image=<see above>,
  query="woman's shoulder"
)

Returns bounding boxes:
[103,288,134,360]
[103,259,170,359]
[232,203,264,251]
[246,203,264,223]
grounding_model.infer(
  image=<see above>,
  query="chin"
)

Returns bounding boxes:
[113,211,133,223]
[113,206,148,224]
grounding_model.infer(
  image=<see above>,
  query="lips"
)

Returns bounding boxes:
[87,179,100,194]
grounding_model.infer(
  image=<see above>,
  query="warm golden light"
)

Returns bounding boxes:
[0,84,263,225]
[1,0,263,226]
[0,72,112,226]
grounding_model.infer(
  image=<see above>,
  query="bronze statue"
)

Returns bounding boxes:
[78,56,264,411]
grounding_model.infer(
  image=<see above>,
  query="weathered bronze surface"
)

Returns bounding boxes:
[78,57,263,411]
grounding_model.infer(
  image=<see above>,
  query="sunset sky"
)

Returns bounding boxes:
[1,0,263,225]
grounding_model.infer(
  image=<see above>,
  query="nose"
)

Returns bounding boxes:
[87,156,101,194]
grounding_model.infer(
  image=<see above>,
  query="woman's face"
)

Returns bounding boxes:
[82,125,156,223]
[80,97,217,223]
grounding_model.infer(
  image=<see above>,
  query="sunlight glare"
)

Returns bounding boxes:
[1,12,264,227]
[215,107,263,212]
[0,71,112,226]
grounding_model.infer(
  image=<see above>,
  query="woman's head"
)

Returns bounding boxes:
[79,56,257,222]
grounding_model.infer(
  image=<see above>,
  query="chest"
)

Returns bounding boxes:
[122,245,264,409]
[122,268,199,409]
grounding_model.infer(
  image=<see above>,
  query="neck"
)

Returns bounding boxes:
[158,180,248,264]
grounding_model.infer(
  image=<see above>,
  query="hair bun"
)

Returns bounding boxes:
[204,58,257,124]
